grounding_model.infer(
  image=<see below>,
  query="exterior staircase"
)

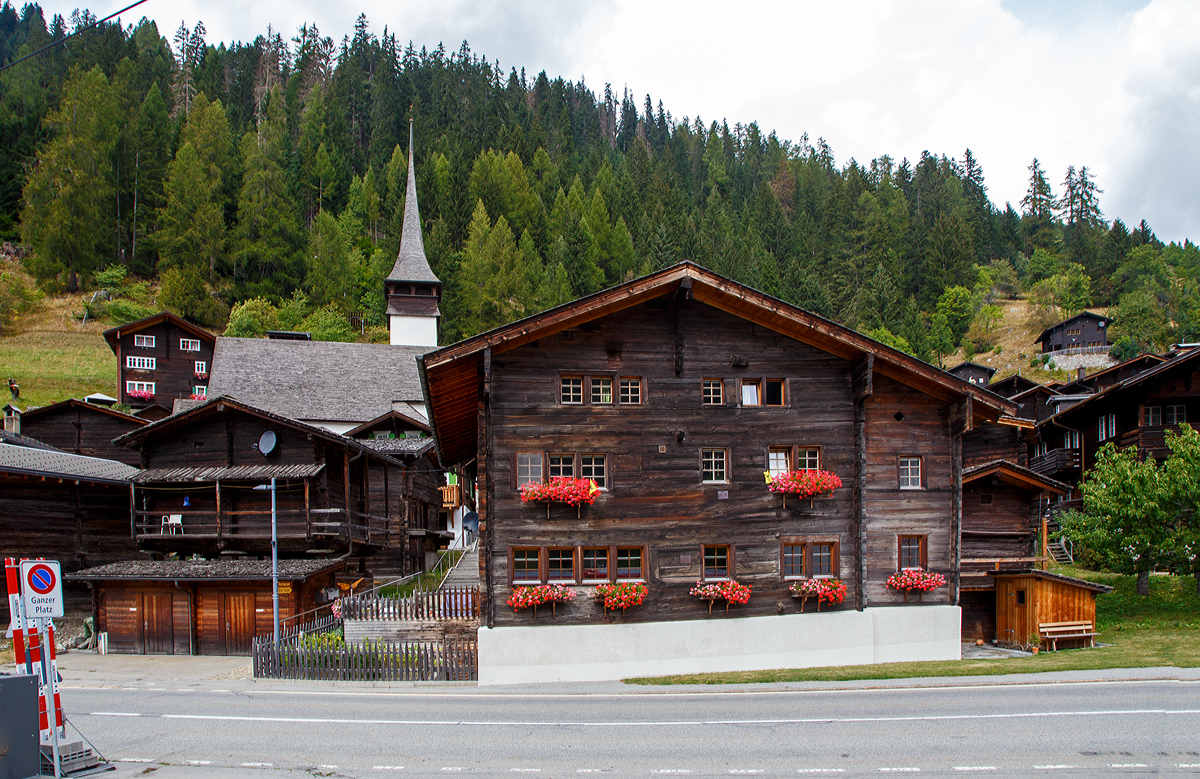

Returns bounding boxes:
[440,542,480,590]
[1045,517,1074,563]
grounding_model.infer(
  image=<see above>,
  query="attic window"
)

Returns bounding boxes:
[134,334,155,348]
[180,338,201,351]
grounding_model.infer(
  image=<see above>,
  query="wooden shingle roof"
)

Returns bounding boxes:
[0,445,139,484]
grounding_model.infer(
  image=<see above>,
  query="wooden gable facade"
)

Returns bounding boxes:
[948,362,996,387]
[1035,311,1111,354]
[18,398,146,466]
[113,396,443,578]
[103,312,216,409]
[420,264,1014,629]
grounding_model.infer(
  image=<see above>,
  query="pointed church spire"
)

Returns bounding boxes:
[386,119,439,285]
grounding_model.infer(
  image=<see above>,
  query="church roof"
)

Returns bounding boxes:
[386,122,440,286]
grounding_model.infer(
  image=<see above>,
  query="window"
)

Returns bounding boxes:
[616,547,644,580]
[764,379,785,406]
[1146,406,1162,426]
[548,454,574,479]
[899,457,922,490]
[590,377,613,404]
[580,454,606,489]
[133,334,155,348]
[547,548,575,581]
[810,543,834,577]
[125,381,155,395]
[512,548,541,583]
[797,447,820,470]
[581,548,609,581]
[179,338,200,351]
[1016,589,1027,606]
[899,536,927,570]
[194,361,207,374]
[782,544,805,578]
[741,379,761,406]
[702,379,723,405]
[193,386,207,398]
[701,449,727,483]
[125,356,156,370]
[1063,431,1081,450]
[560,377,583,404]
[516,453,543,487]
[1167,405,1187,425]
[1098,413,1116,441]
[768,447,791,477]
[703,545,730,580]
[619,377,642,405]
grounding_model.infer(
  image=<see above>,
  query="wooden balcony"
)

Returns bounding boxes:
[134,507,394,545]
[440,484,461,510]
[1029,448,1080,476]
[1118,426,1176,461]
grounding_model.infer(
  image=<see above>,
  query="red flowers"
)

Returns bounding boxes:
[519,477,600,507]
[128,389,154,400]
[886,568,946,593]
[767,469,842,498]
[507,583,577,616]
[690,580,751,614]
[593,581,648,613]
[789,578,847,611]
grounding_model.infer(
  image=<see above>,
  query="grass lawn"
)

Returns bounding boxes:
[625,566,1200,685]
[1,294,116,408]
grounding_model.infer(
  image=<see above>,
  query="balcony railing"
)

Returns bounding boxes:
[1118,425,1177,460]
[439,484,461,509]
[1029,447,1081,475]
[134,507,395,544]
[1047,345,1111,356]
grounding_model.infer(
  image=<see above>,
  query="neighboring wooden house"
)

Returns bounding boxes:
[948,361,995,387]
[958,460,1069,642]
[68,559,342,655]
[1034,311,1112,354]
[0,444,140,620]
[987,374,1039,399]
[1011,384,1061,425]
[964,417,1031,469]
[112,395,445,579]
[18,398,146,466]
[103,312,216,408]
[207,338,430,435]
[420,263,1015,682]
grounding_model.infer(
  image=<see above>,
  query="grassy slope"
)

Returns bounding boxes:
[1,294,117,408]
[626,566,1200,685]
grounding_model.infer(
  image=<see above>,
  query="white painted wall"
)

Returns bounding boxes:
[300,420,358,435]
[478,606,960,686]
[389,314,438,347]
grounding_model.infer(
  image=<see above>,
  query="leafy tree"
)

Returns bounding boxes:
[159,264,228,326]
[299,302,355,341]
[1110,288,1168,353]
[866,326,914,356]
[224,297,278,337]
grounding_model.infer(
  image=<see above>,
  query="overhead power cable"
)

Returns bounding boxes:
[0,0,151,74]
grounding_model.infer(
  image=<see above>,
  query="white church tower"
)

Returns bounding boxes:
[386,121,441,347]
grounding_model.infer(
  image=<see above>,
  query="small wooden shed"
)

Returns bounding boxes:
[991,570,1111,649]
[68,559,343,656]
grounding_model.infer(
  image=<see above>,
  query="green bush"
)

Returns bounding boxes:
[0,267,42,332]
[104,298,160,325]
[301,303,356,342]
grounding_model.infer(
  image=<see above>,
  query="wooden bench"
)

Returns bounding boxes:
[1039,620,1097,651]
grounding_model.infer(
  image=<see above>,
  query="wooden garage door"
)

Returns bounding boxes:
[142,593,174,654]
[223,593,255,655]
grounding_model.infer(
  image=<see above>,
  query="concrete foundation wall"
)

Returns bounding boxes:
[478,605,961,685]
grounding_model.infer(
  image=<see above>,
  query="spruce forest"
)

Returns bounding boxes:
[3,5,1200,361]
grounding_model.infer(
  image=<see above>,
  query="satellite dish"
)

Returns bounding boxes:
[258,430,277,456]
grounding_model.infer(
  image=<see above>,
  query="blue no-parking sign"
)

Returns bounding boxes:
[20,559,63,619]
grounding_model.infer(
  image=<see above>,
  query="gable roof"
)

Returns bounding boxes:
[345,409,432,437]
[386,122,440,286]
[0,444,139,484]
[963,459,1069,494]
[208,337,428,424]
[112,394,407,469]
[1046,346,1200,427]
[102,311,215,353]
[988,373,1040,398]
[948,361,996,380]
[20,397,149,426]
[1034,310,1111,344]
[0,429,65,451]
[1055,352,1166,394]
[420,263,1016,466]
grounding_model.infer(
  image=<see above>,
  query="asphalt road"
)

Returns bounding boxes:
[51,672,1200,779]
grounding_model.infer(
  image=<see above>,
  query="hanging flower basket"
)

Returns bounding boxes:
[766,469,842,508]
[519,477,600,517]
[788,578,847,612]
[885,568,946,603]
[690,580,752,615]
[593,581,648,614]
[507,583,577,617]
[128,389,154,400]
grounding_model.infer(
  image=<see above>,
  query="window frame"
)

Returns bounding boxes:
[194,360,207,375]
[193,385,207,398]
[133,334,155,348]
[702,378,724,406]
[781,542,806,580]
[179,338,201,352]
[796,446,821,471]
[898,535,928,571]
[764,378,786,407]
[546,547,577,582]
[580,453,607,489]
[548,453,575,479]
[590,376,614,405]
[125,355,156,370]
[618,377,643,405]
[701,448,729,484]
[510,547,543,584]
[615,546,646,581]
[1145,405,1162,427]
[701,544,733,581]
[767,446,792,478]
[515,452,544,488]
[559,375,584,405]
[1167,405,1186,425]
[580,547,611,583]
[780,538,841,580]
[125,380,155,395]
[740,378,762,407]
[898,456,923,490]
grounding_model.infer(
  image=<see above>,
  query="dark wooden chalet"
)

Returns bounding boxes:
[1011,384,1061,425]
[958,460,1068,642]
[68,559,342,655]
[948,361,995,387]
[103,312,216,409]
[18,398,146,466]
[112,396,447,578]
[964,417,1031,470]
[1035,311,1111,354]
[0,444,140,620]
[419,263,1015,629]
[987,374,1040,399]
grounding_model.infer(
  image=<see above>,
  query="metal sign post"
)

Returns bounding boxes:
[36,616,62,778]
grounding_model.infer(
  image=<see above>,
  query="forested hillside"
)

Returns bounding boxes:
[3,4,1199,360]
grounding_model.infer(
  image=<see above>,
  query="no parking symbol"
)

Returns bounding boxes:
[20,559,63,619]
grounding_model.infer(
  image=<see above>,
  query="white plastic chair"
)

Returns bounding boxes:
[161,514,183,535]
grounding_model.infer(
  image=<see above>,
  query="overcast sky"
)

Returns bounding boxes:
[38,0,1200,242]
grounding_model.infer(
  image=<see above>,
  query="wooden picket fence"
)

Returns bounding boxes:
[252,636,478,681]
[341,586,478,621]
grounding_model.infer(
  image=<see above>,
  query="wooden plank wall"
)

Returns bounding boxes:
[20,404,144,465]
[963,423,1026,468]
[962,483,1036,559]
[118,321,214,407]
[485,299,883,626]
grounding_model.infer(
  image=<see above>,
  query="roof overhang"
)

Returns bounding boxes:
[963,459,1069,494]
[103,311,215,354]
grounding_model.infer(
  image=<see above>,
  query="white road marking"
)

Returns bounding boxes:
[118,758,153,763]
[91,711,140,716]
[319,765,339,770]
[211,689,231,692]
[1109,765,1148,768]
[241,762,273,767]
[729,771,765,775]
[175,689,195,693]
[151,708,1200,727]
[510,770,541,773]
[372,767,405,771]
[1179,765,1200,768]
[953,769,997,772]
[1031,766,1077,770]
[187,761,211,765]
[797,771,845,774]
[651,772,692,775]
[879,770,920,774]
[441,769,465,772]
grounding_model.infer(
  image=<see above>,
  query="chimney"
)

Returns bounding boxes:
[1077,367,1086,381]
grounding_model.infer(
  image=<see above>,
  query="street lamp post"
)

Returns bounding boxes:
[254,478,280,643]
